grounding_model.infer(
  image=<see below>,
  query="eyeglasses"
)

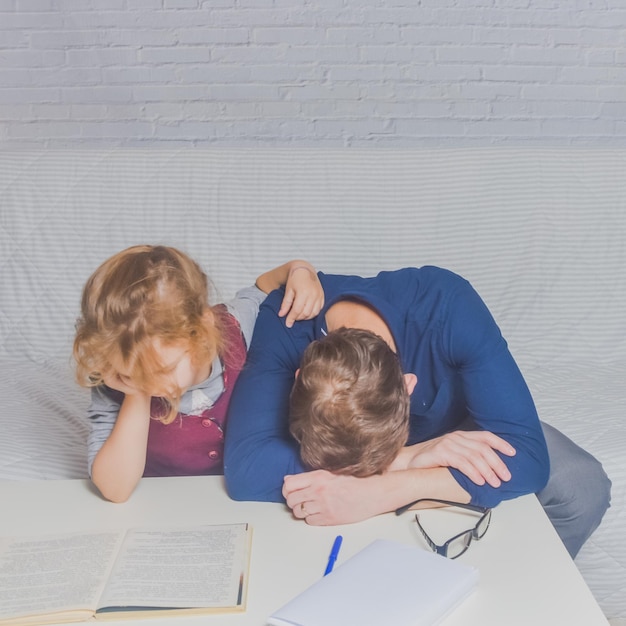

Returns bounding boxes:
[395,498,491,559]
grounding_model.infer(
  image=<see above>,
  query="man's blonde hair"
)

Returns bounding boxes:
[289,327,410,477]
[73,245,224,424]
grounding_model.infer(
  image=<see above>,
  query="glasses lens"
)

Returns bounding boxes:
[410,505,491,559]
[446,532,472,559]
[476,510,491,539]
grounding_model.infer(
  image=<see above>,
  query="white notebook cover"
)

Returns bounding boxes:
[267,539,479,626]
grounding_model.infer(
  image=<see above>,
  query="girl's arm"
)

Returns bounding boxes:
[256,260,324,328]
[90,383,152,503]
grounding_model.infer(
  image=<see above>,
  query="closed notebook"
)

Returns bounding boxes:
[267,539,479,626]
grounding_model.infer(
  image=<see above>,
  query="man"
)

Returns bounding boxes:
[224,266,610,558]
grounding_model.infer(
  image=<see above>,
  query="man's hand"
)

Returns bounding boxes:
[283,470,384,526]
[391,430,515,488]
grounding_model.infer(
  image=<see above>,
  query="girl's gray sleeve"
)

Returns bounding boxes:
[86,386,121,477]
[224,285,266,348]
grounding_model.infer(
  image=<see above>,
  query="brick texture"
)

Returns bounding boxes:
[1,0,625,146]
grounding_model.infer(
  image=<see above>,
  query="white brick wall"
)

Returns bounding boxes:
[1,0,625,146]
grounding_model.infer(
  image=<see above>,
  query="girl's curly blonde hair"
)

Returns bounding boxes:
[73,245,225,424]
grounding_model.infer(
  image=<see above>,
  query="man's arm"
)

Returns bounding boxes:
[440,279,550,507]
[282,466,471,526]
[281,428,517,525]
[392,429,516,488]
[224,291,311,501]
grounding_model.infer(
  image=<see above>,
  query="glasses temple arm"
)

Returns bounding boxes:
[395,498,490,516]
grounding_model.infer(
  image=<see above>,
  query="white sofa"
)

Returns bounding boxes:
[1,148,624,621]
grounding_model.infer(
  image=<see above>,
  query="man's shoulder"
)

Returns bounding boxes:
[374,266,470,294]
[260,286,286,313]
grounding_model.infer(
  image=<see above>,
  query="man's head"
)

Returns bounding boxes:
[289,327,413,477]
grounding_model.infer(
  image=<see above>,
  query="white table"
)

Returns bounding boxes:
[0,477,608,626]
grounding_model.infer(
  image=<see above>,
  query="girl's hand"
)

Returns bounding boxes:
[279,263,325,328]
[395,430,516,488]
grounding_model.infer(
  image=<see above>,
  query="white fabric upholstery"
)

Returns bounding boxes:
[1,148,624,618]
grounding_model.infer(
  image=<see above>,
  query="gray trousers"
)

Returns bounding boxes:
[537,421,611,559]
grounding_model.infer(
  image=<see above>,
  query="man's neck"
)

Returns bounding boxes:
[325,300,397,352]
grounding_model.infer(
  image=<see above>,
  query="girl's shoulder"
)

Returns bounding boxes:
[219,285,265,348]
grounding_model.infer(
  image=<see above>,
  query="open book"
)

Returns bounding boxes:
[0,523,251,625]
[268,539,478,626]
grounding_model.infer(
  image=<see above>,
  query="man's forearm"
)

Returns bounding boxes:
[381,466,471,512]
[283,466,471,526]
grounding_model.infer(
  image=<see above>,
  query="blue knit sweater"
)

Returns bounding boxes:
[224,266,549,508]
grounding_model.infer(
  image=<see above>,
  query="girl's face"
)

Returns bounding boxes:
[112,339,211,399]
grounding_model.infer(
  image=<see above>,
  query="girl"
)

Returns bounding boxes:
[73,245,323,503]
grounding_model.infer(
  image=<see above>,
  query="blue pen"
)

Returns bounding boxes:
[323,535,343,576]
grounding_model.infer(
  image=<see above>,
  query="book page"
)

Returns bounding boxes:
[0,531,124,622]
[98,523,249,611]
